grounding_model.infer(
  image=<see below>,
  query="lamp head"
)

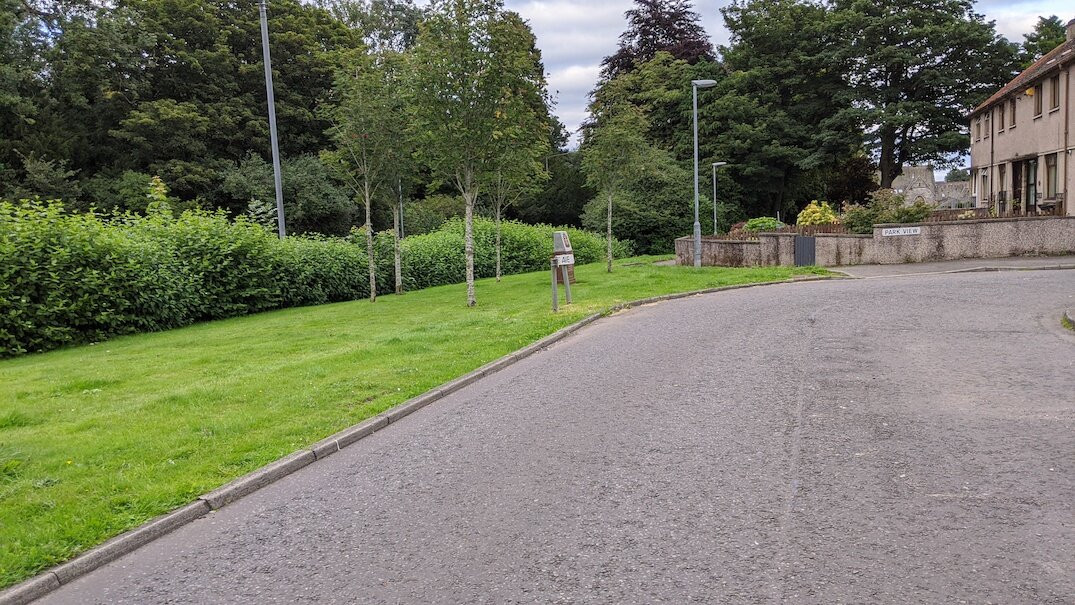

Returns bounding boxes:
[692,79,718,89]
[712,162,728,168]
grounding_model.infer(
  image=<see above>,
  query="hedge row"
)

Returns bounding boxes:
[0,202,631,356]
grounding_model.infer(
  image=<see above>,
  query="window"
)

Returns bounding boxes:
[1045,153,1058,198]
[998,103,1006,131]
[984,114,990,137]
[1034,84,1043,116]
[980,170,990,202]
[1051,75,1061,110]
[975,119,981,141]
[999,164,1006,197]
[1010,98,1017,127]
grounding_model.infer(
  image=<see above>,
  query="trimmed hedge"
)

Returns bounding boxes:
[0,201,630,356]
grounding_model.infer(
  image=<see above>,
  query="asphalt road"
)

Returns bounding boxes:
[40,270,1075,604]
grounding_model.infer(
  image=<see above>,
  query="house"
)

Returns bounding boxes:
[969,18,1075,216]
[889,165,972,208]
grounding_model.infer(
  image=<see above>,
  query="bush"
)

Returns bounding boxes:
[796,200,840,225]
[743,216,785,232]
[838,189,936,234]
[841,203,875,234]
[0,202,628,356]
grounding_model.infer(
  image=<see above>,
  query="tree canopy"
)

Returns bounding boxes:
[601,0,713,80]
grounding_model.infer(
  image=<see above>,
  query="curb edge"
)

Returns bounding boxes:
[0,273,833,605]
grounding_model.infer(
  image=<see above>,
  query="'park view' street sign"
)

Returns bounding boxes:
[881,226,923,236]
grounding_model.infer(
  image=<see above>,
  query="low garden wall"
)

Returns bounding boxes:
[675,216,1075,267]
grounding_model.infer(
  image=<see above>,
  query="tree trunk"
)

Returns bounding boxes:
[392,197,402,295]
[495,204,502,282]
[606,191,613,273]
[878,126,899,189]
[463,190,476,307]
[364,186,376,303]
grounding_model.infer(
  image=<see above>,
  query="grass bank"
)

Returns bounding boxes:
[0,257,825,587]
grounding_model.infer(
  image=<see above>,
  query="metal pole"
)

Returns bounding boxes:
[550,258,558,312]
[692,84,701,267]
[562,266,572,304]
[712,163,717,235]
[260,0,285,239]
[397,178,404,238]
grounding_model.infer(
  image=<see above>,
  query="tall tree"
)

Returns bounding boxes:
[832,0,1020,188]
[487,12,551,281]
[1020,15,1067,67]
[602,0,713,80]
[582,105,658,272]
[705,0,861,216]
[410,0,542,306]
[323,47,412,302]
[318,0,424,52]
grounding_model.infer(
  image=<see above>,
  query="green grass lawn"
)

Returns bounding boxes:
[0,257,826,588]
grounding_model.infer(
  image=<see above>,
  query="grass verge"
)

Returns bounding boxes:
[0,257,826,587]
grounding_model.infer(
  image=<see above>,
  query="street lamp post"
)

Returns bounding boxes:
[259,0,286,238]
[712,161,727,236]
[691,79,717,267]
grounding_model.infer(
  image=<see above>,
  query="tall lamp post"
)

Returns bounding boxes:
[259,0,286,238]
[711,161,727,235]
[691,79,717,267]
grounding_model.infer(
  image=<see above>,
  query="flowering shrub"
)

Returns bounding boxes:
[796,201,840,225]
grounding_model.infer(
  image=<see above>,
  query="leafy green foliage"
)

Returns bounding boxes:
[839,189,934,233]
[0,201,626,356]
[221,154,356,236]
[831,0,1021,186]
[796,201,839,226]
[840,203,875,234]
[1020,16,1067,67]
[743,217,784,232]
[2,0,364,205]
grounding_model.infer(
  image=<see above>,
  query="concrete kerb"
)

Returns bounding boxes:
[0,274,838,605]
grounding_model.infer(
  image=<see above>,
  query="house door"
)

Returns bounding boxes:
[1011,162,1022,214]
[1025,159,1038,214]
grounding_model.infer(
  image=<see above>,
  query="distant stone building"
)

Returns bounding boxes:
[969,17,1075,216]
[889,165,973,208]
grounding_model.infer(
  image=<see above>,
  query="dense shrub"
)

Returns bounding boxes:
[840,190,935,234]
[796,201,840,225]
[0,202,628,356]
[840,203,875,234]
[743,217,785,232]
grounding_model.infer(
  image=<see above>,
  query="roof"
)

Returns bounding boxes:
[970,38,1075,118]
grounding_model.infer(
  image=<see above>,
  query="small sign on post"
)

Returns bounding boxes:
[551,231,575,312]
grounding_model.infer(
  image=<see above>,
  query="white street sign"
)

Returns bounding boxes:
[881,226,922,236]
[556,254,575,266]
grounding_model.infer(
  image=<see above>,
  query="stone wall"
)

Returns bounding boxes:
[674,237,761,266]
[675,216,1075,267]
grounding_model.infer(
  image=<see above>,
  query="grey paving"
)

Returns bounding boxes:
[835,254,1075,278]
[40,271,1075,604]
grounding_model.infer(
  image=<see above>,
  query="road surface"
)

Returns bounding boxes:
[40,270,1075,604]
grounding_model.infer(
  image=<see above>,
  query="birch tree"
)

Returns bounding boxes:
[582,105,655,273]
[323,48,411,302]
[487,12,551,281]
[410,0,539,306]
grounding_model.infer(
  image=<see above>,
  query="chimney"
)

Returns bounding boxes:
[1068,18,1075,42]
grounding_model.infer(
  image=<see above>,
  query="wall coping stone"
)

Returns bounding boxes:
[874,215,1074,228]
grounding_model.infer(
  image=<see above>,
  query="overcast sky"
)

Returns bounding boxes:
[502,0,1074,147]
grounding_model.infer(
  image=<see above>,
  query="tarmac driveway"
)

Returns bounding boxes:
[39,270,1075,604]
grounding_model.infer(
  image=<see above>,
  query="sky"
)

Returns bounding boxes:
[503,0,1074,148]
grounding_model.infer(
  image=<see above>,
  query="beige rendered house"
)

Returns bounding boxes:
[969,18,1075,216]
